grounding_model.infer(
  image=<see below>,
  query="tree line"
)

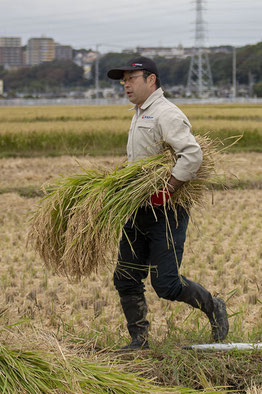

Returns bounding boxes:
[1,41,262,96]
[97,42,262,95]
[0,60,86,95]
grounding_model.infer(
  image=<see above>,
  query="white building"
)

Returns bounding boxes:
[136,45,185,59]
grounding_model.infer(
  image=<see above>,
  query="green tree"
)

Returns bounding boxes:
[3,60,84,92]
[253,81,262,97]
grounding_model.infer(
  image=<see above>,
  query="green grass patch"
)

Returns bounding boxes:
[149,340,262,391]
[205,129,262,152]
[0,128,261,158]
[0,130,128,157]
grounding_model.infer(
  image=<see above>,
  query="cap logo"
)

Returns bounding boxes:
[132,63,143,67]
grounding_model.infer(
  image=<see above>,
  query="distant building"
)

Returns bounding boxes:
[184,46,232,57]
[26,37,55,65]
[73,50,97,78]
[0,37,23,68]
[55,44,73,60]
[209,46,233,54]
[0,37,21,47]
[184,47,195,57]
[84,87,116,99]
[74,50,97,66]
[136,45,185,59]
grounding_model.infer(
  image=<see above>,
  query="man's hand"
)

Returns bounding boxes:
[167,175,184,193]
[151,188,173,207]
[151,176,184,207]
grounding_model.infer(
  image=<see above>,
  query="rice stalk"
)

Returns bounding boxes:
[0,344,65,393]
[0,343,200,393]
[28,134,226,280]
[28,168,105,274]
[66,356,199,393]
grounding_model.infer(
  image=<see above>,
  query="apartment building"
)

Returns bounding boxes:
[27,37,55,65]
[0,37,23,68]
[55,44,73,60]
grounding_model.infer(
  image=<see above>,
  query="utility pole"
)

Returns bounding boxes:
[248,71,255,97]
[187,0,213,98]
[232,46,237,99]
[95,44,101,100]
[0,80,3,96]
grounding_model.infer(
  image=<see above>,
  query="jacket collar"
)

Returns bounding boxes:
[129,87,164,112]
[140,87,164,110]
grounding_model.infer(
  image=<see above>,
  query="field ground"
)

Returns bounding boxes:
[0,104,262,392]
[0,152,262,195]
[1,154,262,392]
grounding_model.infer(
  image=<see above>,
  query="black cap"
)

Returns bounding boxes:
[107,56,159,80]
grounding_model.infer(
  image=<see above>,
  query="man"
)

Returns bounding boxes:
[107,57,229,350]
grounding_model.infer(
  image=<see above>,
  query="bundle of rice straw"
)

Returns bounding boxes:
[28,134,221,280]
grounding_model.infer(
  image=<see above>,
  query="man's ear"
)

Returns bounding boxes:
[148,73,157,87]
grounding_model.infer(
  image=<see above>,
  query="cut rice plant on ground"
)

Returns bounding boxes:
[0,343,202,393]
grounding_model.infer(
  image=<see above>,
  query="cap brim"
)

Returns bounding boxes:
[107,66,139,80]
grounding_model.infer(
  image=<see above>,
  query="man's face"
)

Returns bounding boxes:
[121,71,155,107]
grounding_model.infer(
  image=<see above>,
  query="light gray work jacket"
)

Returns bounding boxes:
[127,88,202,182]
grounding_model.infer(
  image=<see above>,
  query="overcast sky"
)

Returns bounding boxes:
[1,0,262,52]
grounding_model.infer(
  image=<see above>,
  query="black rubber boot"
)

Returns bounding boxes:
[176,278,229,341]
[208,297,229,342]
[120,294,149,350]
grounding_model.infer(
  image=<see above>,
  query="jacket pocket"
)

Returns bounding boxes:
[137,121,157,143]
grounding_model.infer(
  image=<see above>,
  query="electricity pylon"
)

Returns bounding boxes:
[187,0,213,97]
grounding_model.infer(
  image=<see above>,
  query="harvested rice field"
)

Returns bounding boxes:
[1,186,262,339]
[0,104,262,392]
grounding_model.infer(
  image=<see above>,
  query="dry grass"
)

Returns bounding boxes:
[180,104,262,120]
[1,150,262,391]
[0,105,133,122]
[1,152,262,191]
[216,152,262,185]
[0,103,261,391]
[190,119,262,133]
[1,188,261,342]
[0,117,261,139]
[191,119,262,134]
[0,119,129,135]
[0,103,261,122]
[0,155,123,190]
[246,387,262,394]
[0,103,261,136]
